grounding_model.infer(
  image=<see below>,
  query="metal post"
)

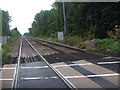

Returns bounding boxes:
[62,2,66,34]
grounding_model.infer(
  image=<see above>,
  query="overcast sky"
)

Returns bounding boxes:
[0,0,55,35]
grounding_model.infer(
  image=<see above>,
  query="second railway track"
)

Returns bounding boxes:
[28,37,120,73]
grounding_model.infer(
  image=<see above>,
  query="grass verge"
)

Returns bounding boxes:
[2,37,19,64]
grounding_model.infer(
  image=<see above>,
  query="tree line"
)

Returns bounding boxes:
[29,2,120,39]
[1,10,21,37]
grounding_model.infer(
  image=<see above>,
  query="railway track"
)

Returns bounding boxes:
[28,37,120,73]
[12,37,76,89]
[1,37,119,89]
[20,37,119,89]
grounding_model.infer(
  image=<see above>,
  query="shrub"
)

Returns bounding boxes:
[66,36,83,46]
[79,44,86,49]
[2,52,10,64]
[95,38,120,53]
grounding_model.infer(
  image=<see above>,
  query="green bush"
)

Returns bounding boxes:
[95,38,120,53]
[2,44,11,52]
[2,37,19,64]
[79,44,86,49]
[63,36,83,46]
[2,52,10,63]
[2,38,17,52]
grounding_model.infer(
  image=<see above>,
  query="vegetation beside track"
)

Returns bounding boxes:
[95,38,120,53]
[1,10,22,64]
[33,35,120,53]
[25,2,120,53]
[2,29,21,64]
[2,37,21,64]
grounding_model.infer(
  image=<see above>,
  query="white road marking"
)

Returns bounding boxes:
[0,78,14,80]
[51,76,58,79]
[65,73,119,79]
[52,60,119,68]
[21,77,42,80]
[52,63,93,67]
[21,76,58,80]
[0,68,15,70]
[87,73,119,77]
[21,66,49,69]
[98,61,119,64]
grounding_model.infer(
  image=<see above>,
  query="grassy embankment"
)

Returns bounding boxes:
[1,37,18,64]
[36,35,120,53]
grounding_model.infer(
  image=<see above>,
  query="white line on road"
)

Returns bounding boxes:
[52,61,119,68]
[52,63,93,67]
[64,73,119,79]
[98,61,119,64]
[21,76,58,80]
[0,68,15,69]
[0,78,14,80]
[21,66,49,69]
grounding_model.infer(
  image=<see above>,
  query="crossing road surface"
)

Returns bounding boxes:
[18,62,69,88]
[52,59,119,88]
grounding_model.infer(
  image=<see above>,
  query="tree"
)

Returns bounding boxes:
[29,2,120,39]
[2,10,11,36]
[11,27,21,38]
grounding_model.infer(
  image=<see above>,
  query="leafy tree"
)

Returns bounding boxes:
[30,2,120,39]
[2,10,11,36]
[10,27,21,38]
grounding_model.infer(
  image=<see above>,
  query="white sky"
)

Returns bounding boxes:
[0,0,55,35]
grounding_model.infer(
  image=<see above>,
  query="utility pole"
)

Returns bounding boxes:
[62,2,66,34]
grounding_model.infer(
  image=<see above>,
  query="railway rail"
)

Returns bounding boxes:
[28,37,120,73]
[12,37,76,89]
[21,37,119,88]
[1,37,120,89]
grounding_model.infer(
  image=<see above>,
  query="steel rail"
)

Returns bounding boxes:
[31,38,120,73]
[12,38,23,89]
[34,40,81,60]
[24,38,77,90]
[31,37,119,58]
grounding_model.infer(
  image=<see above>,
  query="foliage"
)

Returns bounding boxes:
[79,44,87,49]
[23,33,30,36]
[2,37,16,51]
[95,38,120,52]
[2,37,19,63]
[2,52,10,63]
[60,36,83,47]
[1,10,21,64]
[2,44,11,52]
[10,27,21,38]
[26,2,120,53]
[29,2,119,39]
[2,10,11,36]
